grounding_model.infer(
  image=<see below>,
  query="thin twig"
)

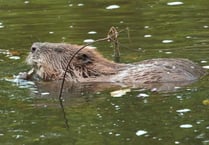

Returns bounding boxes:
[126,27,132,44]
[58,37,109,99]
[108,27,120,62]
[58,97,70,128]
[58,27,128,99]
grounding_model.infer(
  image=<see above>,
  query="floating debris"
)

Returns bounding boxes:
[0,49,21,60]
[110,88,131,97]
[202,99,209,105]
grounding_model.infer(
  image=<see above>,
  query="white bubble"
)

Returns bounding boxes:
[41,92,50,96]
[137,93,149,98]
[83,39,95,43]
[106,5,120,10]
[88,31,97,34]
[115,133,120,136]
[203,66,209,69]
[136,130,147,136]
[165,51,172,54]
[201,60,207,63]
[167,2,184,6]
[16,135,21,139]
[180,124,193,128]
[203,25,208,28]
[174,86,181,89]
[78,3,84,7]
[151,88,157,92]
[162,40,174,43]
[175,141,180,144]
[176,108,191,113]
[24,1,30,4]
[40,134,45,138]
[9,56,20,60]
[144,34,152,38]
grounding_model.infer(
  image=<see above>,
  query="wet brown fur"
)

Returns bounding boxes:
[27,42,124,81]
[26,42,206,84]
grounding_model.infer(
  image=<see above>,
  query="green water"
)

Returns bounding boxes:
[0,0,209,145]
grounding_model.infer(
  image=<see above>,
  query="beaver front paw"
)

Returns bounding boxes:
[17,72,29,80]
[17,68,35,80]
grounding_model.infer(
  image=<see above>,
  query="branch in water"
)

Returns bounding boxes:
[58,26,128,99]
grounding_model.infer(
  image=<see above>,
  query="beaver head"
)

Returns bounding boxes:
[26,42,121,81]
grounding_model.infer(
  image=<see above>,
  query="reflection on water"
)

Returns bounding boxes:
[0,0,209,145]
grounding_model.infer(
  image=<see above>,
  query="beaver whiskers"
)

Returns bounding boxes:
[26,42,123,81]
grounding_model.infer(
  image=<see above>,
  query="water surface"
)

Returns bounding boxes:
[0,0,209,145]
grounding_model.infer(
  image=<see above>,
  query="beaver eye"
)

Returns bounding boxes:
[31,47,37,53]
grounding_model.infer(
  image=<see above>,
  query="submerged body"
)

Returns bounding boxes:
[25,42,206,86]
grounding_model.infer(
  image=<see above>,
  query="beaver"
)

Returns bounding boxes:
[24,42,206,87]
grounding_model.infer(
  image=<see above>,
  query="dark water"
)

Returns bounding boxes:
[0,0,209,145]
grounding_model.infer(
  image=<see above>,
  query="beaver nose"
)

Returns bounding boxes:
[31,47,37,53]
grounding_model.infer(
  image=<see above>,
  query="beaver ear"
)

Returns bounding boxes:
[77,53,92,64]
